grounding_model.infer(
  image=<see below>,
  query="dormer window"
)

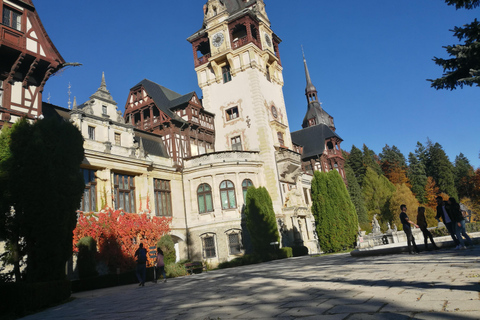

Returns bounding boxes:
[2,7,22,31]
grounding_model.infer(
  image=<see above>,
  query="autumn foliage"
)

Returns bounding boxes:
[73,207,171,273]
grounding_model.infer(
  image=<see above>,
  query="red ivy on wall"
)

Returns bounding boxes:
[73,207,171,272]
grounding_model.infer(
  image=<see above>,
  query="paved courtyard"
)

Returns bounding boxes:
[20,245,480,320]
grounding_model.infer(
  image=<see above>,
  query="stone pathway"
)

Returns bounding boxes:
[20,245,480,319]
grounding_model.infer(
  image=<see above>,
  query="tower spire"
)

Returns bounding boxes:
[302,47,318,105]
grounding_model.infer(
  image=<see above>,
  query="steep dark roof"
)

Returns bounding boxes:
[134,129,169,158]
[133,79,191,124]
[42,102,71,121]
[291,124,342,159]
[302,102,333,129]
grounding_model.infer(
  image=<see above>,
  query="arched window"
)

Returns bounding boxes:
[197,183,213,213]
[220,180,236,209]
[242,179,253,202]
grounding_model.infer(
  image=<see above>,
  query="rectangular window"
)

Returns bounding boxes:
[154,179,172,216]
[222,65,232,83]
[225,106,239,121]
[3,7,22,31]
[231,136,242,151]
[228,233,242,255]
[203,236,216,258]
[102,105,107,115]
[80,169,97,212]
[88,126,95,140]
[115,133,121,146]
[113,173,135,213]
[277,132,284,146]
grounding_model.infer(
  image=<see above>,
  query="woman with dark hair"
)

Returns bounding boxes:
[416,207,438,250]
[447,197,472,250]
[156,247,167,283]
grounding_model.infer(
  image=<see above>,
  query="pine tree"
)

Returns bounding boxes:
[345,164,368,227]
[362,144,383,176]
[454,153,475,199]
[379,145,410,185]
[407,152,428,203]
[311,170,358,253]
[426,142,458,199]
[347,145,366,185]
[244,186,280,256]
[429,0,480,89]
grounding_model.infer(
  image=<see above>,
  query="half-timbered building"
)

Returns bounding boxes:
[0,0,64,128]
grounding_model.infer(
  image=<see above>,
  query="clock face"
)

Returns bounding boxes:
[264,33,272,47]
[212,32,224,47]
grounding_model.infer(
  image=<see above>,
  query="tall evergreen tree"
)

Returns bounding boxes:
[311,170,358,252]
[425,142,458,199]
[429,0,480,89]
[345,163,368,226]
[347,145,366,185]
[379,145,410,186]
[454,153,475,199]
[362,144,383,176]
[407,152,428,203]
[244,186,280,256]
[5,118,85,282]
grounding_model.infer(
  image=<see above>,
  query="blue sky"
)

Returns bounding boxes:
[36,1,479,168]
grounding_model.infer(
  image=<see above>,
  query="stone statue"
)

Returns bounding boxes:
[372,214,381,234]
[393,224,397,232]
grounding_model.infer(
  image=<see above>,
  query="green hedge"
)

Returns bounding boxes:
[0,279,71,319]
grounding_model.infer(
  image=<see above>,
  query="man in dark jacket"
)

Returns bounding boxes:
[134,243,147,286]
[400,204,420,254]
[435,196,459,247]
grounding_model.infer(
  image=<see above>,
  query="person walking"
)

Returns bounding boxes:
[435,196,460,247]
[416,206,438,251]
[134,243,147,286]
[156,247,167,283]
[400,204,420,254]
[447,197,472,250]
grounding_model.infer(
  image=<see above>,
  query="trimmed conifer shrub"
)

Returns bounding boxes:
[244,186,280,256]
[311,170,359,253]
[77,236,98,279]
[157,234,176,265]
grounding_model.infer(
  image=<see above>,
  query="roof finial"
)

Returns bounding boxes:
[302,46,316,94]
[72,96,77,110]
[67,82,72,110]
[100,71,107,90]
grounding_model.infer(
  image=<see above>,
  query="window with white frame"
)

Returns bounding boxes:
[220,180,236,209]
[197,183,213,213]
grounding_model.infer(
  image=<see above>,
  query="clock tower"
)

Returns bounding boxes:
[187,0,297,212]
